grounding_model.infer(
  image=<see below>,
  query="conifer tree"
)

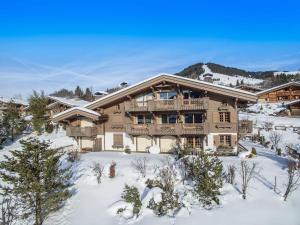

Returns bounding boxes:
[0,138,72,225]
[83,88,93,101]
[74,86,83,98]
[2,101,20,141]
[28,91,48,134]
[187,150,223,208]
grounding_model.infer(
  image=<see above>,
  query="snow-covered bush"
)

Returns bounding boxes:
[147,189,182,216]
[67,150,80,163]
[92,162,104,184]
[117,185,142,218]
[269,131,282,151]
[172,143,193,160]
[283,161,300,201]
[239,161,257,199]
[124,146,131,154]
[131,157,147,178]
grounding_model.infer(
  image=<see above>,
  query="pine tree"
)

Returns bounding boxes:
[236,80,240,86]
[0,138,72,225]
[74,86,83,98]
[187,150,223,208]
[28,91,48,134]
[83,88,93,101]
[2,101,21,141]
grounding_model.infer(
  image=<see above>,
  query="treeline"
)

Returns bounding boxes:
[50,86,94,101]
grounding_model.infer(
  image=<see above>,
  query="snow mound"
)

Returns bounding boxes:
[149,145,160,154]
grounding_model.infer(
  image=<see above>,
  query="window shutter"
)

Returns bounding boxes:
[213,135,220,146]
[231,135,237,146]
[113,134,123,147]
[212,112,219,123]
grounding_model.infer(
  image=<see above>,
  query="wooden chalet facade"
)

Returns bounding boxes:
[53,74,256,154]
[257,82,300,102]
[0,97,28,119]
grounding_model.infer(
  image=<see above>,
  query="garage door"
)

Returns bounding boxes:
[137,135,152,152]
[160,136,177,153]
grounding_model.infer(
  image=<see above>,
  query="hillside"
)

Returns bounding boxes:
[176,62,300,87]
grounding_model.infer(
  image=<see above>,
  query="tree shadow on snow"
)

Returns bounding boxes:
[257,150,289,168]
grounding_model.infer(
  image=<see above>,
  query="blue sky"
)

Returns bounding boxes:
[0,0,300,98]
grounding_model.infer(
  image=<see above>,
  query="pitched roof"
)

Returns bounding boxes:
[0,97,28,106]
[285,99,300,106]
[256,82,300,96]
[85,73,257,109]
[47,96,89,107]
[52,107,100,123]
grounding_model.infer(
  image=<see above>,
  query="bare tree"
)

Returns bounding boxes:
[0,194,17,225]
[92,162,105,184]
[269,131,282,151]
[131,157,148,178]
[283,161,300,201]
[239,161,257,199]
[226,164,236,184]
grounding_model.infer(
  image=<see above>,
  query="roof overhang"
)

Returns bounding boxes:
[52,107,100,123]
[256,82,300,96]
[85,74,257,110]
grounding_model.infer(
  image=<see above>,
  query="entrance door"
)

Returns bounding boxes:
[94,138,102,151]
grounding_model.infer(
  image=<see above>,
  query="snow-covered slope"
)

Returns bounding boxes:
[274,71,300,76]
[198,64,264,86]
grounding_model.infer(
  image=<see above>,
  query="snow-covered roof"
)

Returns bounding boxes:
[47,96,89,107]
[285,99,300,106]
[256,82,300,96]
[52,106,101,123]
[0,97,28,106]
[84,73,257,109]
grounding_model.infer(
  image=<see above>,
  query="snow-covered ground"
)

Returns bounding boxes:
[198,65,263,86]
[1,110,300,225]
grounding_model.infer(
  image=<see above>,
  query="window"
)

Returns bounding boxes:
[184,113,203,123]
[137,115,152,124]
[160,91,177,100]
[161,114,177,124]
[220,135,231,146]
[186,136,202,149]
[183,90,202,99]
[113,134,123,147]
[219,112,230,122]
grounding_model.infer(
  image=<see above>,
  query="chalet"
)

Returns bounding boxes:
[235,85,263,93]
[257,82,300,102]
[52,74,257,154]
[0,97,28,119]
[46,96,89,119]
[285,99,300,116]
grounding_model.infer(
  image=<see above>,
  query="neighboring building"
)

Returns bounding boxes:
[285,99,300,116]
[202,73,214,83]
[238,120,253,137]
[0,97,28,118]
[46,96,89,119]
[257,82,300,102]
[236,85,263,93]
[52,74,256,154]
[93,91,108,100]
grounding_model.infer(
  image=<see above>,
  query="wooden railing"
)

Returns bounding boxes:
[66,126,97,137]
[124,97,209,112]
[125,123,208,135]
[214,123,238,132]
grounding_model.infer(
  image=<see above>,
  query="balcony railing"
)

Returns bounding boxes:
[66,126,97,137]
[214,123,238,132]
[124,97,209,112]
[125,123,208,136]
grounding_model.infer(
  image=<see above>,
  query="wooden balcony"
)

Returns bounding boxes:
[125,124,150,135]
[126,123,208,136]
[277,91,291,97]
[124,97,209,112]
[66,126,97,137]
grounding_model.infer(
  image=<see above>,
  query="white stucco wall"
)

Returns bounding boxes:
[104,132,135,151]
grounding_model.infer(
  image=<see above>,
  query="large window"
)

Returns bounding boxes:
[219,112,230,122]
[220,135,231,146]
[184,113,203,123]
[137,115,152,124]
[159,91,177,100]
[161,114,177,124]
[183,90,202,99]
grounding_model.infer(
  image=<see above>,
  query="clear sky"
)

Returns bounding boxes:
[0,0,300,98]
